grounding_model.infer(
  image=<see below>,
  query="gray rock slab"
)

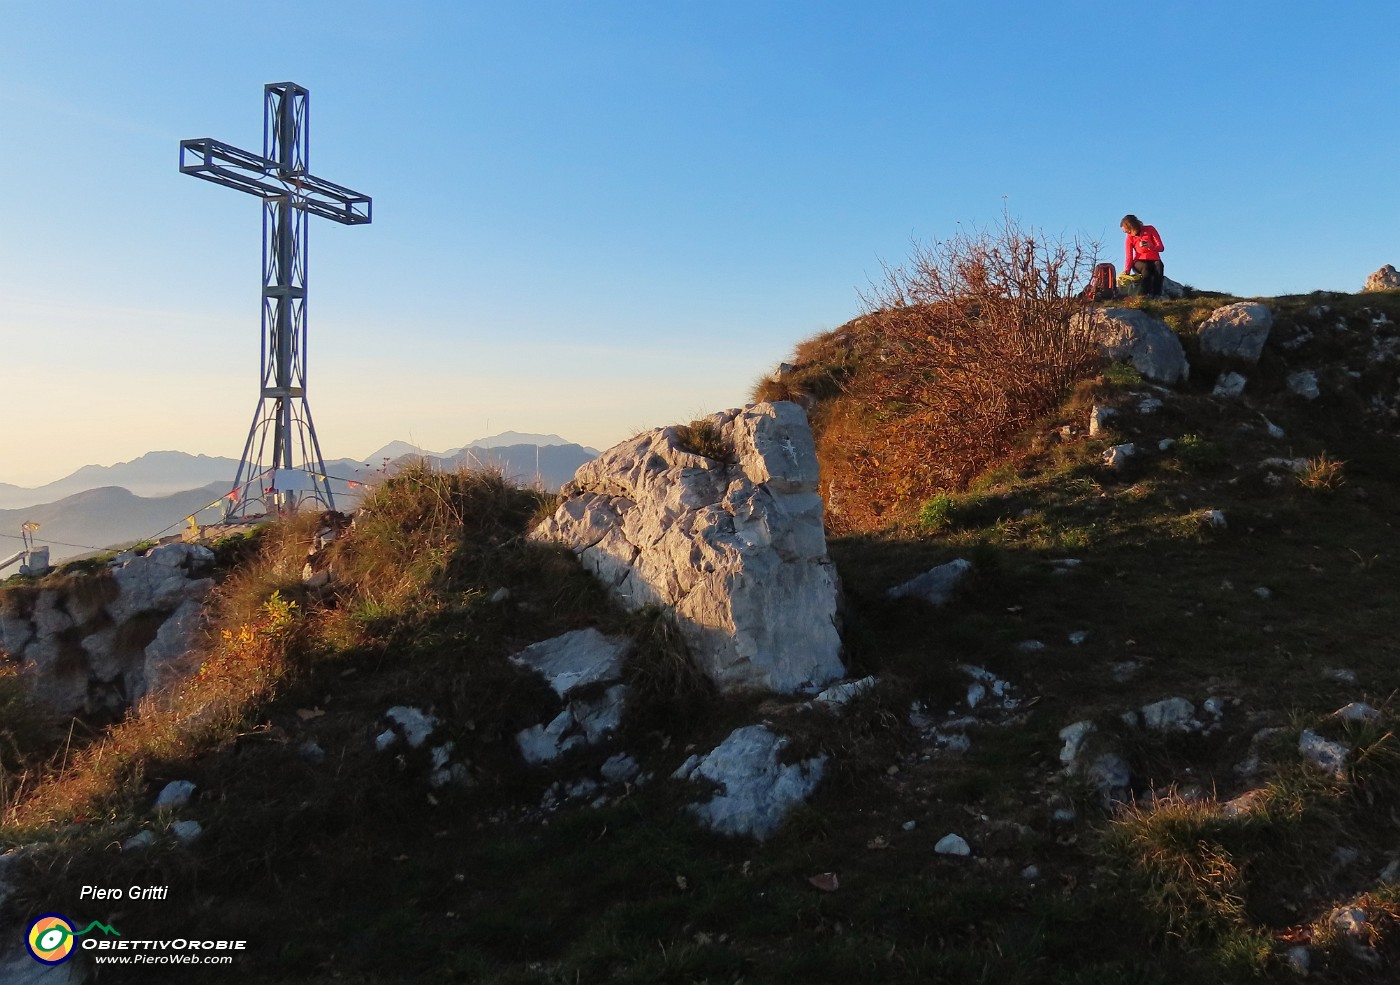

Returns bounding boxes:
[508,629,630,698]
[153,780,196,811]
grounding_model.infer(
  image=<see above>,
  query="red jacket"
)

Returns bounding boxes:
[1125,225,1164,270]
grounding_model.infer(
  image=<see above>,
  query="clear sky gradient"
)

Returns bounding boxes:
[3,2,1397,486]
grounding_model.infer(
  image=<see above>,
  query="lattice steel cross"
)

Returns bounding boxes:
[180,82,371,518]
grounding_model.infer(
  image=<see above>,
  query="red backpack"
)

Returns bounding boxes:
[1082,262,1118,301]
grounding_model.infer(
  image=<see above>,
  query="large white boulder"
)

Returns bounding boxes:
[533,402,844,694]
[1198,302,1273,363]
[1074,308,1189,384]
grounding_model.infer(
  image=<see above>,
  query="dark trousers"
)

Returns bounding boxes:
[1133,259,1165,298]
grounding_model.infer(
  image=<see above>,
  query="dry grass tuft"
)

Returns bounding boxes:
[1298,453,1346,492]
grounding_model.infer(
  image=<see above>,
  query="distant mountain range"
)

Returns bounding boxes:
[0,432,600,564]
[0,483,232,564]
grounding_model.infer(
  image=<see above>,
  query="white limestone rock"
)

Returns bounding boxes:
[1364,264,1400,291]
[1299,729,1350,776]
[383,706,439,749]
[934,833,971,856]
[679,724,826,840]
[1199,302,1273,363]
[1074,308,1189,384]
[1213,372,1248,398]
[533,402,843,694]
[1088,405,1116,436]
[1287,370,1320,400]
[508,629,631,698]
[1141,697,1198,732]
[170,819,203,844]
[153,780,196,811]
[815,676,878,708]
[1103,443,1136,470]
[887,558,972,607]
[141,598,206,699]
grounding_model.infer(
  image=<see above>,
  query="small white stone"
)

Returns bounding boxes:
[934,833,971,856]
[1067,630,1088,645]
[901,820,917,832]
[966,683,986,709]
[1052,808,1077,824]
[1253,587,1272,601]
[154,780,196,811]
[1203,697,1226,718]
[1020,864,1040,880]
[1334,702,1380,723]
[1324,668,1358,685]
[489,587,511,603]
[1299,729,1351,775]
[1206,510,1227,528]
[170,820,202,844]
[123,830,157,851]
[1138,397,1163,414]
[1017,640,1046,653]
[1212,372,1248,398]
[374,729,397,752]
[385,706,439,749]
[1157,438,1176,451]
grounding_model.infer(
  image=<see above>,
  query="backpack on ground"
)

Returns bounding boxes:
[1082,262,1118,301]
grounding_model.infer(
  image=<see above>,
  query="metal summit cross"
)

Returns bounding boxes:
[180,82,371,519]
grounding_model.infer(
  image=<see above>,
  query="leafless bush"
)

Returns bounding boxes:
[826,215,1103,524]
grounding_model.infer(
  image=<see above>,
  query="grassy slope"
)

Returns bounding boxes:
[3,292,1400,983]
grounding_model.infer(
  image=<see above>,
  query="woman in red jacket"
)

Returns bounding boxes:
[1121,214,1165,297]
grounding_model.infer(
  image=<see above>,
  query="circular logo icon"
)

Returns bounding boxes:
[26,914,76,965]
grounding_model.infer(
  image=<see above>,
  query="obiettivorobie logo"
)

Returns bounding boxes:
[26,914,120,965]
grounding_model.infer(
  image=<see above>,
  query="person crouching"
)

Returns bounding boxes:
[1121,214,1165,298]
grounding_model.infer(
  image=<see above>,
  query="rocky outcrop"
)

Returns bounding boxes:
[1198,302,1273,363]
[1364,264,1400,292]
[0,543,215,716]
[532,402,844,694]
[1075,308,1189,384]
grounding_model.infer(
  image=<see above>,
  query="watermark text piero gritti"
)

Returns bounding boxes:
[80,884,169,901]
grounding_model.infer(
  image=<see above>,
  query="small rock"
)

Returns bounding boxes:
[934,833,971,856]
[902,820,917,832]
[601,753,643,785]
[1299,729,1350,775]
[1158,438,1176,451]
[1284,945,1311,975]
[1323,668,1358,685]
[489,587,512,603]
[1088,406,1116,437]
[967,683,987,709]
[1058,721,1096,765]
[1141,697,1197,732]
[1262,417,1286,439]
[1331,906,1368,937]
[298,740,326,764]
[1103,443,1136,470]
[1334,702,1380,723]
[1203,697,1226,718]
[170,819,203,844]
[1205,510,1227,528]
[374,729,397,752]
[1252,587,1273,601]
[1286,370,1320,401]
[1086,753,1133,802]
[154,780,196,811]
[1137,397,1163,414]
[1017,640,1046,653]
[1020,864,1040,880]
[1213,372,1248,398]
[887,559,973,607]
[1110,661,1141,683]
[384,706,439,749]
[123,830,157,851]
[1067,630,1089,645]
[815,676,878,707]
[1052,808,1077,824]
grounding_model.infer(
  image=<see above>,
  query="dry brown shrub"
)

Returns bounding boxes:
[821,216,1103,530]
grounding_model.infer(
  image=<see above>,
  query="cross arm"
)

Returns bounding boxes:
[180,138,372,225]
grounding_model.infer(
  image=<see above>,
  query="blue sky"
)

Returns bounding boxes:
[3,2,1398,485]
